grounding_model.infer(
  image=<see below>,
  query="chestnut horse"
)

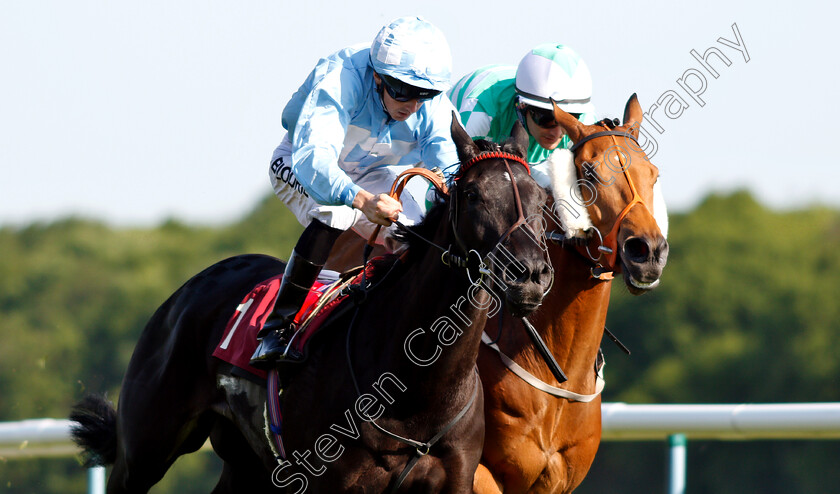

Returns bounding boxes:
[472,94,670,493]
[70,118,552,493]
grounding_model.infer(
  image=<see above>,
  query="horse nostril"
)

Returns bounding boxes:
[505,259,551,286]
[655,237,670,263]
[519,261,549,284]
[536,264,552,283]
[623,237,650,263]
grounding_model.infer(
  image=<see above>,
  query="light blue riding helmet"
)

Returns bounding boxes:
[370,16,453,91]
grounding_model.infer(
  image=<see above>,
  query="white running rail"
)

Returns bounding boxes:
[601,402,840,440]
[3,403,840,494]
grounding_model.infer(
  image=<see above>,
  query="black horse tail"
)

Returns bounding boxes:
[69,394,117,467]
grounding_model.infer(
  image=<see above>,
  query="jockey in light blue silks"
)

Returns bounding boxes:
[251,16,459,367]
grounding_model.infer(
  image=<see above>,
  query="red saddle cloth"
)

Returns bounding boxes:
[211,275,334,379]
[212,266,370,379]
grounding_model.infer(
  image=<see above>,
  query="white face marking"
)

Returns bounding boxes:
[652,181,669,239]
[502,171,511,182]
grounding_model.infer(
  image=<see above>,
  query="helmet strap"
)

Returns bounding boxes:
[374,77,394,122]
[514,98,532,138]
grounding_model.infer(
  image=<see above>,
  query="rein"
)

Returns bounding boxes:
[366,167,448,250]
[369,151,537,283]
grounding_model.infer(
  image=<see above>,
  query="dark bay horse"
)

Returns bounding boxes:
[70,118,552,493]
[472,94,670,493]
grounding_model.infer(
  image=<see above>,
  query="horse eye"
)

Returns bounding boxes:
[464,190,480,203]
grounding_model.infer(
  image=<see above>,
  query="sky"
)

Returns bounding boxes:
[1,0,837,227]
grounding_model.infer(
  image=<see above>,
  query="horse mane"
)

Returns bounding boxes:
[390,199,448,264]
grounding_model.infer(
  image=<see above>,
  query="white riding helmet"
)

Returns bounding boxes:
[370,16,452,91]
[515,44,593,114]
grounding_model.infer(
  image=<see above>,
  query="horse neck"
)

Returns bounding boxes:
[526,246,612,382]
[375,238,488,392]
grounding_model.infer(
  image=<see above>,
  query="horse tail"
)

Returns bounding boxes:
[69,394,117,467]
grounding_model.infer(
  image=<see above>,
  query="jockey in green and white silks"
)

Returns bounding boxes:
[252,16,458,367]
[448,44,595,190]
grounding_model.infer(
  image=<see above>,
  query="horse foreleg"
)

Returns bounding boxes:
[473,463,504,494]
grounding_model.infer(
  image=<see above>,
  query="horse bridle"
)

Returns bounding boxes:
[479,127,646,400]
[453,151,533,249]
[565,125,652,280]
[377,152,543,288]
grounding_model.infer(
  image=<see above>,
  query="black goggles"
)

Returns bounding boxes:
[379,74,441,102]
[527,106,581,128]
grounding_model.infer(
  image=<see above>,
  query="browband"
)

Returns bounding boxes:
[569,131,638,154]
[460,151,530,177]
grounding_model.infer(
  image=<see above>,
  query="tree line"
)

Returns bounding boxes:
[0,190,837,493]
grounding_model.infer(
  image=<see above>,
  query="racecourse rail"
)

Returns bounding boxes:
[3,402,840,494]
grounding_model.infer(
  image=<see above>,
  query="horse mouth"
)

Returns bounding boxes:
[621,261,661,295]
[504,285,545,317]
[628,275,660,290]
[509,301,542,318]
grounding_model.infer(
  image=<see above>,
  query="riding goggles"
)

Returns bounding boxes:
[527,106,581,128]
[379,74,441,102]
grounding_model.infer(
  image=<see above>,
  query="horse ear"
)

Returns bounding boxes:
[510,120,528,158]
[502,120,529,159]
[551,99,584,144]
[623,93,643,138]
[451,111,480,164]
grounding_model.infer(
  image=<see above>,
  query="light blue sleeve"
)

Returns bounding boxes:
[286,59,363,207]
[419,95,461,181]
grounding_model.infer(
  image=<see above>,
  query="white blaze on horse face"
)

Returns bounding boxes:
[652,180,669,238]
[502,171,511,182]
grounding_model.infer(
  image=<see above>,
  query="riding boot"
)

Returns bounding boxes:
[249,220,343,368]
[249,250,323,368]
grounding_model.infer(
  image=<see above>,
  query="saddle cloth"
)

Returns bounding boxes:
[211,268,366,379]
